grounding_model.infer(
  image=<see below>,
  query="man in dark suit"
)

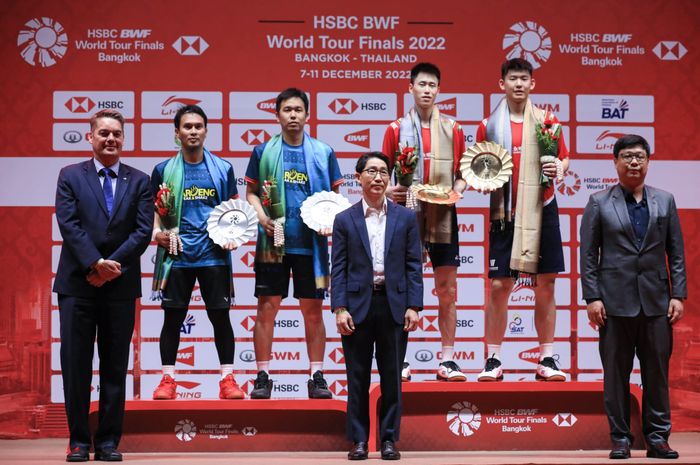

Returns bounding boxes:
[580,134,686,460]
[332,151,423,460]
[54,109,153,462]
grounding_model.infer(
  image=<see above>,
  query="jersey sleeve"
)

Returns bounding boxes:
[475,118,488,143]
[382,121,400,168]
[453,122,467,176]
[329,149,344,189]
[244,145,262,184]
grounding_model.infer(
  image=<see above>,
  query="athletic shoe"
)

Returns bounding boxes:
[152,374,177,400]
[536,357,566,381]
[477,357,504,382]
[307,370,333,399]
[401,362,411,382]
[436,361,467,381]
[249,370,273,399]
[219,374,245,399]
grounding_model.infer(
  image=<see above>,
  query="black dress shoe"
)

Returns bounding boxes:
[380,440,401,460]
[646,441,679,459]
[95,447,123,461]
[348,442,368,460]
[66,446,89,462]
[609,440,631,459]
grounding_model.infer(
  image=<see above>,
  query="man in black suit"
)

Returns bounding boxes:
[54,109,153,462]
[580,134,687,460]
[332,151,423,460]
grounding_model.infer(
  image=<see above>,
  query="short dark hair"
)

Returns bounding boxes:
[90,109,124,131]
[276,88,309,113]
[410,62,441,84]
[356,151,391,174]
[174,104,208,129]
[501,58,533,79]
[613,134,651,158]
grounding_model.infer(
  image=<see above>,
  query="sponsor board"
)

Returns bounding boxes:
[141,373,221,400]
[229,243,258,271]
[407,341,484,370]
[140,342,223,370]
[51,342,133,370]
[403,93,484,121]
[53,123,135,151]
[558,214,570,242]
[489,94,570,122]
[501,341,571,370]
[229,92,310,120]
[508,278,570,307]
[232,341,310,370]
[576,126,654,155]
[578,341,640,370]
[504,310,571,338]
[229,124,280,151]
[575,95,653,123]
[140,309,242,338]
[51,374,133,403]
[316,93,396,120]
[315,124,386,152]
[577,310,600,338]
[457,278,486,307]
[141,92,223,119]
[141,123,222,151]
[411,309,484,338]
[53,91,135,119]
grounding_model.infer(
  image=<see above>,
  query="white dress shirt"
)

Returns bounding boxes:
[362,197,387,285]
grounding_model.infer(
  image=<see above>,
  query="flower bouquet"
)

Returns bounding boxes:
[154,183,183,255]
[262,178,285,247]
[535,115,563,186]
[395,143,418,187]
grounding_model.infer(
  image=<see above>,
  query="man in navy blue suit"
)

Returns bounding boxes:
[54,109,153,462]
[332,151,423,460]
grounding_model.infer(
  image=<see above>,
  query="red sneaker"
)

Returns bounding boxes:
[153,374,177,400]
[219,374,245,399]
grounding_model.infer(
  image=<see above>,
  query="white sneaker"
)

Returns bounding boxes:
[536,357,566,381]
[477,357,503,382]
[436,361,467,382]
[401,362,411,382]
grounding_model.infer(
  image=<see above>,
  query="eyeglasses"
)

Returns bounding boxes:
[619,152,648,163]
[362,168,390,178]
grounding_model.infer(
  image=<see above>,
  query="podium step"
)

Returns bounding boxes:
[369,382,643,452]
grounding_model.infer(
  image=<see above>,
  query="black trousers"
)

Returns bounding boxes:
[599,312,672,445]
[342,293,408,443]
[59,295,135,450]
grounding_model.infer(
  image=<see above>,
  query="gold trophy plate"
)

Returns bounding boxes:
[411,184,463,205]
[460,141,514,191]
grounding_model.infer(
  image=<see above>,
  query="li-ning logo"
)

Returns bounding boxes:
[161,96,201,116]
[553,413,577,427]
[556,170,581,196]
[241,129,271,145]
[18,17,68,67]
[174,419,197,441]
[503,21,551,69]
[446,401,481,437]
[344,128,370,148]
[172,36,209,56]
[653,41,687,61]
[65,97,95,113]
[328,98,358,115]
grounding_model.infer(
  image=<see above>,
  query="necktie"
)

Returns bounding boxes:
[100,168,115,215]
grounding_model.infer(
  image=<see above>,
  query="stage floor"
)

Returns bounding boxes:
[2,433,700,464]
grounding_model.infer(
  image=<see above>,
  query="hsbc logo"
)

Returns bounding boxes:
[419,315,439,332]
[176,346,195,366]
[240,316,256,331]
[241,380,254,394]
[653,41,687,61]
[65,97,95,113]
[436,97,457,117]
[344,128,370,148]
[257,98,277,114]
[329,98,358,115]
[330,380,348,396]
[241,129,272,145]
[329,347,345,364]
[172,36,209,56]
[240,251,255,267]
[241,426,257,436]
[553,413,577,427]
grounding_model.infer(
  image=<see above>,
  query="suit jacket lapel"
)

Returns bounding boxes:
[611,184,639,248]
[384,201,398,259]
[640,186,657,251]
[349,202,372,263]
[110,164,130,222]
[84,160,109,217]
